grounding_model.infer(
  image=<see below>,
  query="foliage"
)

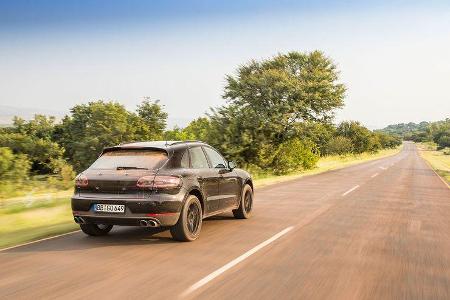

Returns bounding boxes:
[0,51,408,194]
[0,115,65,174]
[206,51,346,173]
[137,98,168,137]
[58,100,167,171]
[0,147,31,181]
[379,119,449,150]
[336,121,372,153]
[430,119,450,150]
[380,121,430,140]
[270,139,319,175]
[325,136,353,155]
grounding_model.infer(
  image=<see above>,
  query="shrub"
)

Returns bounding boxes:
[0,147,31,181]
[325,136,353,155]
[437,135,450,150]
[271,139,319,175]
[47,158,76,188]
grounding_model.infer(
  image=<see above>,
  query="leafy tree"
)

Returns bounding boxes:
[12,115,57,140]
[270,139,319,175]
[59,100,168,171]
[163,126,195,141]
[294,122,335,155]
[208,51,346,172]
[137,98,168,138]
[325,136,353,155]
[0,115,65,174]
[0,147,31,181]
[376,132,402,149]
[336,121,372,153]
[183,117,212,142]
[431,119,450,149]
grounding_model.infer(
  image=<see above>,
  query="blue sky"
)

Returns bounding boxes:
[1,0,450,128]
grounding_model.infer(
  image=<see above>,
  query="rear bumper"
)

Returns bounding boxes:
[71,190,185,227]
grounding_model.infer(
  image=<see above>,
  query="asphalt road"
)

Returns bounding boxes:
[1,142,450,299]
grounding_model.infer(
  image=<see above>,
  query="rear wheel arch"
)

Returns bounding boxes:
[187,188,204,216]
[244,178,253,193]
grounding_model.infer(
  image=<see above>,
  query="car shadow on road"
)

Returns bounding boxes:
[6,213,237,253]
[6,227,176,253]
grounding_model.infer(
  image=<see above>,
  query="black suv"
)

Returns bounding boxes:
[72,141,253,241]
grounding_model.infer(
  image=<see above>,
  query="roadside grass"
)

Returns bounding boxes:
[0,175,73,199]
[0,203,77,249]
[418,143,450,183]
[0,146,401,250]
[253,147,402,188]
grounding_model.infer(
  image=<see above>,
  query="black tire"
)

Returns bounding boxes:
[80,223,113,236]
[170,195,203,242]
[233,184,253,219]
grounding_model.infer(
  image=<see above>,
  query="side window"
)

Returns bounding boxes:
[189,147,210,169]
[180,150,189,168]
[203,147,227,168]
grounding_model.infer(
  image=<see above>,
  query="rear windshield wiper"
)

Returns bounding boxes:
[116,166,148,170]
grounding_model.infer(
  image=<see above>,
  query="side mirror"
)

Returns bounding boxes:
[228,161,236,170]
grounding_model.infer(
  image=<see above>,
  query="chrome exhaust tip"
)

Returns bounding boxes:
[74,216,86,224]
[139,220,148,227]
[147,220,159,227]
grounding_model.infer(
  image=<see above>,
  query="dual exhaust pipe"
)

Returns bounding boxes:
[140,219,160,228]
[74,216,86,224]
[75,216,159,228]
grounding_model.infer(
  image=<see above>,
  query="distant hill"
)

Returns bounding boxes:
[378,122,430,138]
[0,105,64,126]
[0,104,190,129]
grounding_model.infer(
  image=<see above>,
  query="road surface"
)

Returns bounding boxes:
[1,142,450,299]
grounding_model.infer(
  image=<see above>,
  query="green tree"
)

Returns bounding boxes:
[431,119,450,149]
[336,121,372,154]
[209,51,346,171]
[60,100,168,171]
[271,139,319,175]
[137,98,168,138]
[183,117,211,142]
[325,136,353,155]
[0,115,65,174]
[0,147,31,181]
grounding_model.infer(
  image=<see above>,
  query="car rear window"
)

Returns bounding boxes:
[89,150,168,170]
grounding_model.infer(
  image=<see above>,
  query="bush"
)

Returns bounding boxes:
[271,139,319,175]
[437,135,450,150]
[47,158,76,188]
[325,136,353,155]
[0,147,31,181]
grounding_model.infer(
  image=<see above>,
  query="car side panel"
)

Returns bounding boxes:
[219,170,241,210]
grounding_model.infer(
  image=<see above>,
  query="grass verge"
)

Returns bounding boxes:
[0,203,77,249]
[1,146,401,250]
[417,143,450,184]
[254,147,402,188]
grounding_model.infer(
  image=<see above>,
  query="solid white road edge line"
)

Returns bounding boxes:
[342,185,360,196]
[371,173,379,178]
[180,226,294,298]
[0,230,81,252]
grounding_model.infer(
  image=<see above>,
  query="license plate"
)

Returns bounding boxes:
[94,204,125,213]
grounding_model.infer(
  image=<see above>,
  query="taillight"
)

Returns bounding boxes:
[137,175,182,190]
[136,176,154,188]
[153,175,182,189]
[75,174,88,187]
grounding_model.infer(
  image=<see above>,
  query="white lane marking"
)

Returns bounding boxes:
[342,185,360,196]
[0,230,81,252]
[180,226,294,298]
[371,173,379,178]
[379,166,387,170]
